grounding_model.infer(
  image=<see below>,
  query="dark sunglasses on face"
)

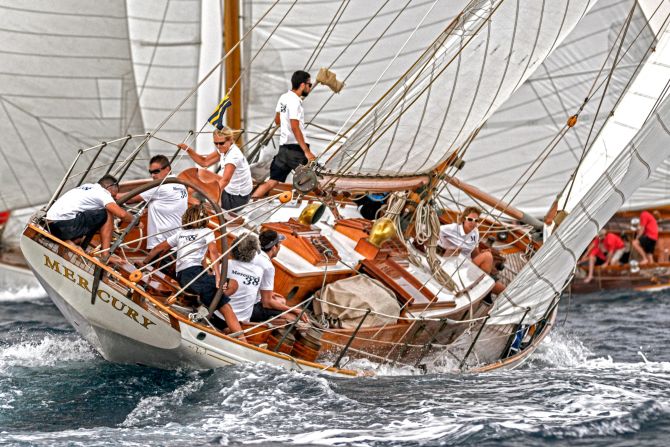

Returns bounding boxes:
[306,82,313,87]
[214,140,230,146]
[149,166,168,175]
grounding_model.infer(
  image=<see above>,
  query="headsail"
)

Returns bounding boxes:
[489,91,670,325]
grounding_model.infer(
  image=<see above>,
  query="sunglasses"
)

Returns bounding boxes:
[306,82,313,87]
[465,217,480,223]
[149,166,168,175]
[214,140,231,146]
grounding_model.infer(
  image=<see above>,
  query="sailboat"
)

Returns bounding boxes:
[14,0,670,375]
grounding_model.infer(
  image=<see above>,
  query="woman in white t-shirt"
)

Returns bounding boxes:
[141,204,244,339]
[438,206,505,295]
[215,234,264,324]
[178,128,253,211]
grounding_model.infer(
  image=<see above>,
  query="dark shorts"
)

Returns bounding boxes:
[595,257,605,266]
[176,265,229,308]
[639,235,657,254]
[49,208,108,242]
[269,144,308,182]
[250,301,283,322]
[221,190,251,211]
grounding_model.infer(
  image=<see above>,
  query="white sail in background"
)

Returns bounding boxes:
[489,92,670,325]
[0,1,143,211]
[0,0,203,212]
[126,0,202,170]
[321,0,598,176]
[454,0,661,217]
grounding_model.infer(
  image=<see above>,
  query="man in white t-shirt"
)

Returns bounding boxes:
[249,229,308,323]
[178,128,252,211]
[46,174,134,255]
[127,155,188,250]
[252,70,315,198]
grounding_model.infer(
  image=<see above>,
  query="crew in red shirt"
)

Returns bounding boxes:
[632,210,660,264]
[583,231,626,283]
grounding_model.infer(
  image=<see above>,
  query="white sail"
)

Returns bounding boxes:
[576,0,670,212]
[489,91,670,325]
[321,0,598,176]
[126,0,202,170]
[0,1,204,212]
[243,0,467,155]
[453,0,661,217]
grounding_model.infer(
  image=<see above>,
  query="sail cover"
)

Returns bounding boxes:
[453,0,659,217]
[489,92,670,325]
[0,1,202,212]
[320,0,598,176]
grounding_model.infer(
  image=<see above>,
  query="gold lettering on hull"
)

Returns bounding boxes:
[42,254,156,330]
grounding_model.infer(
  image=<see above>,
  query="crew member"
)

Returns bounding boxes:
[438,206,505,294]
[252,70,315,198]
[250,229,309,323]
[632,210,660,264]
[46,175,134,258]
[126,155,188,251]
[583,230,625,283]
[215,235,264,324]
[179,128,253,211]
[141,204,244,340]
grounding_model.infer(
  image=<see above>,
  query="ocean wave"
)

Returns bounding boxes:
[121,371,204,428]
[0,335,97,375]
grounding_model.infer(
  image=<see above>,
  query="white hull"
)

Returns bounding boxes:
[20,232,354,376]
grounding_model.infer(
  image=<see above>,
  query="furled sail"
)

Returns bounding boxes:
[453,0,661,217]
[489,91,670,325]
[321,0,598,177]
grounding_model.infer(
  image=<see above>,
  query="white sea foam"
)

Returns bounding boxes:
[0,284,47,303]
[0,335,97,374]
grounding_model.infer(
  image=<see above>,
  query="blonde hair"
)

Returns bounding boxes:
[460,206,482,222]
[182,204,208,230]
[213,127,241,141]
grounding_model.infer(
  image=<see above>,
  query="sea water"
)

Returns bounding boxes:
[0,275,669,446]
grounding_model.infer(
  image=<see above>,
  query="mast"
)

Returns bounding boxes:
[224,0,243,139]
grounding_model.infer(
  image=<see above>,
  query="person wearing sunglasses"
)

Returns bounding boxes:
[252,70,315,199]
[438,206,504,295]
[178,128,252,211]
[126,155,188,252]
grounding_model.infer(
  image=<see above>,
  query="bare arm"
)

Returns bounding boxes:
[260,289,308,322]
[274,112,280,126]
[207,240,221,286]
[219,303,246,341]
[142,240,172,266]
[177,144,220,168]
[218,164,236,191]
[106,203,133,223]
[290,119,315,161]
